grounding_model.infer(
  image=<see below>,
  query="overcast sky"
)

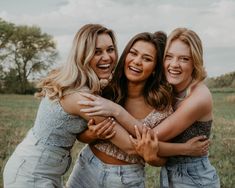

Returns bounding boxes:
[1,0,235,77]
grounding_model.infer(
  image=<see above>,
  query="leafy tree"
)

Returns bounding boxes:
[0,18,58,94]
[0,18,14,49]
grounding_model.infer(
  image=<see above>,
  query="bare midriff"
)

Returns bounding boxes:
[90,145,131,165]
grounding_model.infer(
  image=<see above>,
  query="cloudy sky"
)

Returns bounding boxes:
[1,0,235,77]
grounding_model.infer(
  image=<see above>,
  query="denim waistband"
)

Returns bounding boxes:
[167,155,208,165]
[81,145,144,175]
[161,156,209,188]
[20,130,70,157]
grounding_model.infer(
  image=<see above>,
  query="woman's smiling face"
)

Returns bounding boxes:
[90,33,117,80]
[164,39,194,92]
[124,40,157,84]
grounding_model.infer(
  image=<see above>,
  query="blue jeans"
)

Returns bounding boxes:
[160,156,220,188]
[3,130,71,188]
[66,145,145,188]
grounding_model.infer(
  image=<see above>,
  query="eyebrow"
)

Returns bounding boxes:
[131,48,154,59]
[96,45,114,50]
[166,52,190,57]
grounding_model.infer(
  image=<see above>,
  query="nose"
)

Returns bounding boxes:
[170,57,180,67]
[132,56,142,65]
[101,51,111,61]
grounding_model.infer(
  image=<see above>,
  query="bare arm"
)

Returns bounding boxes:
[78,84,212,141]
[60,92,139,153]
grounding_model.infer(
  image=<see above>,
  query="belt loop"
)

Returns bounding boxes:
[119,166,122,176]
[29,130,41,146]
[160,166,169,188]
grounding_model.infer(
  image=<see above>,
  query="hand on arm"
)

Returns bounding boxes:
[158,135,210,157]
[78,92,145,136]
[77,118,116,143]
[129,126,166,166]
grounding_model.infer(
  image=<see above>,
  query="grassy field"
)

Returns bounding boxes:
[0,89,234,187]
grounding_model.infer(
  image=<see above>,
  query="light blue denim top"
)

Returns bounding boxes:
[31,96,87,147]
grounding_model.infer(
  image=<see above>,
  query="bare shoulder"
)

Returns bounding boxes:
[192,82,212,101]
[189,82,213,112]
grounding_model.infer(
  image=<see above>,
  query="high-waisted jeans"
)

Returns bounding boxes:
[3,130,71,188]
[66,145,145,188]
[160,156,220,188]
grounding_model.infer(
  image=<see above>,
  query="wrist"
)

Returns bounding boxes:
[181,143,190,155]
[113,103,122,118]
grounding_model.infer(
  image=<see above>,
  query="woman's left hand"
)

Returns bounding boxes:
[87,118,116,140]
[78,93,118,117]
[129,126,159,163]
[184,135,210,156]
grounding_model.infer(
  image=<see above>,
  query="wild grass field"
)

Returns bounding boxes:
[0,89,234,188]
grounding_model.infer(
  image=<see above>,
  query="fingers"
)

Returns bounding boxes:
[88,118,95,126]
[95,118,116,139]
[134,125,141,141]
[189,135,207,143]
[153,129,158,143]
[80,106,100,113]
[79,92,98,100]
[104,131,116,139]
[98,120,115,137]
[142,126,147,141]
[129,135,138,146]
[78,100,94,106]
[146,128,151,142]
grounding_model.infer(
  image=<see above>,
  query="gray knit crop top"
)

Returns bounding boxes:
[31,96,87,147]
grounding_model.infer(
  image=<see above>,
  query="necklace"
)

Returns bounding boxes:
[173,78,193,108]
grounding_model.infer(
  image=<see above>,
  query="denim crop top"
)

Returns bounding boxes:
[31,96,87,147]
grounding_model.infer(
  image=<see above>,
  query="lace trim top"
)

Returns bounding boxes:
[171,120,212,143]
[93,108,173,164]
[31,96,87,147]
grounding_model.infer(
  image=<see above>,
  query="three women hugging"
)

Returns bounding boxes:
[4,24,220,188]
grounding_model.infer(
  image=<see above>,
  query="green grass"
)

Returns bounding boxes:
[0,89,235,187]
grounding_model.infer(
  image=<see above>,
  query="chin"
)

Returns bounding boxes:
[167,78,180,85]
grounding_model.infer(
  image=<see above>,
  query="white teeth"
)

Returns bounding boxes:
[169,69,181,74]
[129,66,142,73]
[98,64,110,68]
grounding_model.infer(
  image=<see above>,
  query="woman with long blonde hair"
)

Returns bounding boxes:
[3,24,118,188]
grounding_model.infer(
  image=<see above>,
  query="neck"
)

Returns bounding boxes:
[175,77,193,94]
[127,82,145,99]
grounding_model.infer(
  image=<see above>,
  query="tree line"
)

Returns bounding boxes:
[0,18,58,94]
[0,18,234,94]
[205,71,235,89]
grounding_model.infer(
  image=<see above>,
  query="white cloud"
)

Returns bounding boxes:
[0,0,235,77]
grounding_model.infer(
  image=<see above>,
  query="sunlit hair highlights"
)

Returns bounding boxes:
[103,32,172,111]
[165,28,207,83]
[36,24,117,100]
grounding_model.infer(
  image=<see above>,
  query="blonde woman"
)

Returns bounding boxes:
[3,24,118,188]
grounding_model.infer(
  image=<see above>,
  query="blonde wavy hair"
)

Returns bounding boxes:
[36,24,117,100]
[165,28,207,83]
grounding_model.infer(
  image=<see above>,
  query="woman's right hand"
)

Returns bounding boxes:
[87,118,116,140]
[184,135,210,156]
[78,93,120,117]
